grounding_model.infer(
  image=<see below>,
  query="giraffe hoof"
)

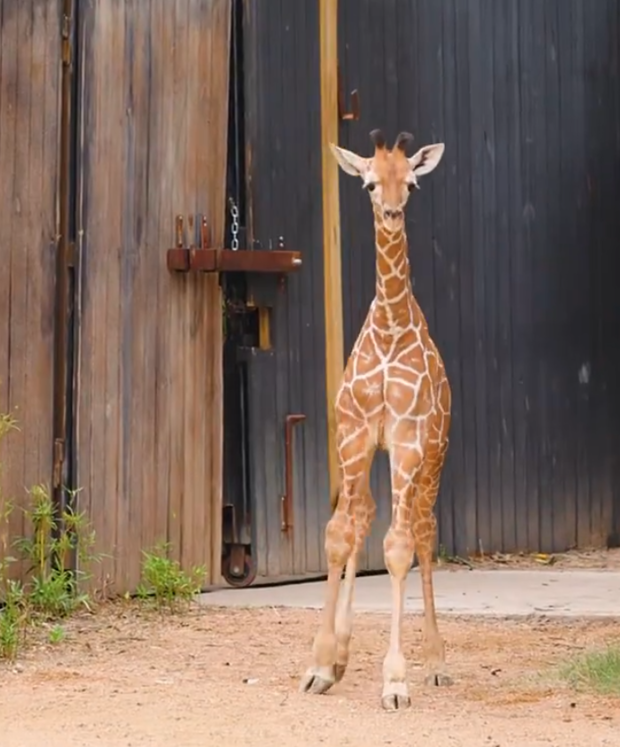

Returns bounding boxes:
[334,663,347,683]
[381,682,411,711]
[424,672,453,687]
[299,667,336,695]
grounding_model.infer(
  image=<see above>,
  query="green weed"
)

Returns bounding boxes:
[48,624,65,645]
[559,645,620,695]
[137,542,206,612]
[0,411,18,441]
[14,484,99,619]
[0,579,26,661]
[1,412,102,660]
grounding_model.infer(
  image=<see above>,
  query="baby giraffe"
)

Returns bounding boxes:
[300,129,451,710]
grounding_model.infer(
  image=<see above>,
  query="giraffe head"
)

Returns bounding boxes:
[329,130,445,231]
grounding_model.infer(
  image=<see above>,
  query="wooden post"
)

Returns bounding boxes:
[319,0,344,506]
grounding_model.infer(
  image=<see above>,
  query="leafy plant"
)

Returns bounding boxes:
[0,410,18,567]
[137,542,206,612]
[14,484,99,619]
[0,411,102,660]
[0,409,21,660]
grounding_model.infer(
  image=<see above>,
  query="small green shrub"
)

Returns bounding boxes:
[137,542,206,612]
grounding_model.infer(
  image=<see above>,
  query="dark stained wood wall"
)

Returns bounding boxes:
[242,0,620,579]
[0,1,61,571]
[338,0,620,560]
[75,0,230,594]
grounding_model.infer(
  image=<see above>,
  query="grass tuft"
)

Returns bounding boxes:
[136,542,206,613]
[559,645,620,695]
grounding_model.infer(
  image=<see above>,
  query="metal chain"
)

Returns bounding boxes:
[229,197,240,251]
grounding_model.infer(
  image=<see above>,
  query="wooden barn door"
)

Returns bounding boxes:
[74,0,230,594]
[236,0,332,582]
[0,1,61,574]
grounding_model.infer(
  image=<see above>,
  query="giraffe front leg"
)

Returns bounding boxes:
[300,416,374,696]
[381,448,419,711]
[299,503,355,695]
[381,524,415,710]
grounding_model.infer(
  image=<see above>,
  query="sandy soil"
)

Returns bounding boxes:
[1,602,619,747]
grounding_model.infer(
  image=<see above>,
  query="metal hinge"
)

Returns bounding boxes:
[61,12,72,67]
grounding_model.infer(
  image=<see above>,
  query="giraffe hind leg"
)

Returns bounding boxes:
[380,444,423,711]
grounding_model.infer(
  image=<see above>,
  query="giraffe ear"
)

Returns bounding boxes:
[329,143,369,178]
[409,143,445,177]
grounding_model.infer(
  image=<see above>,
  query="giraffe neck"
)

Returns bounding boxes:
[372,211,415,334]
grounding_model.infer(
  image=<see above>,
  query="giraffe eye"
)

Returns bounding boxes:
[407,182,416,192]
[365,182,376,192]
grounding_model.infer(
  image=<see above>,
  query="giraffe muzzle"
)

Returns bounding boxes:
[383,208,403,220]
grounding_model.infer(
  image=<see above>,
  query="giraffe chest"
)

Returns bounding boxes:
[338,350,436,448]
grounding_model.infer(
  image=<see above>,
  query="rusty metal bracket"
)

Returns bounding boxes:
[338,66,360,121]
[167,215,302,275]
[52,438,65,490]
[281,414,306,532]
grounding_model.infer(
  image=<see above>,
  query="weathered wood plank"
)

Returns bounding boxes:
[8,0,32,551]
[150,0,173,561]
[185,0,209,577]
[136,0,158,572]
[166,0,190,573]
[123,0,152,589]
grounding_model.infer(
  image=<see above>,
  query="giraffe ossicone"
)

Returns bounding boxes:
[300,129,452,711]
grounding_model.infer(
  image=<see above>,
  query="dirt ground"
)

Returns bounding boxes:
[437,546,620,572]
[1,601,619,747]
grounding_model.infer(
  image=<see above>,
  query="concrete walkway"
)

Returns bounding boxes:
[201,568,620,618]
